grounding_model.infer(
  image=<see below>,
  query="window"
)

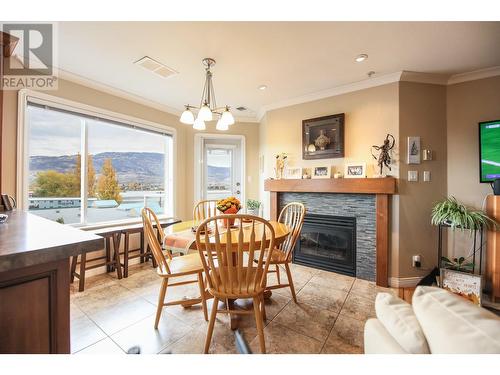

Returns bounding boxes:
[21,94,174,226]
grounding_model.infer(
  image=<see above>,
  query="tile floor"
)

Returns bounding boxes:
[70,262,397,354]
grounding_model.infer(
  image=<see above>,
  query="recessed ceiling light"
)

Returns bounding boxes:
[355,54,368,62]
[258,85,268,91]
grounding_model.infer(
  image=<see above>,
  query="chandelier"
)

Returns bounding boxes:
[179,58,235,131]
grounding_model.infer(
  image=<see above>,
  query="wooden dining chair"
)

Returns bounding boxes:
[193,199,219,221]
[265,202,306,303]
[141,208,208,328]
[195,214,276,354]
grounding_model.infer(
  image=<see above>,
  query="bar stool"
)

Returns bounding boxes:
[70,229,122,292]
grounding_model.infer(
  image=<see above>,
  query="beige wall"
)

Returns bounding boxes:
[398,82,447,278]
[1,76,260,221]
[446,76,500,259]
[259,83,401,277]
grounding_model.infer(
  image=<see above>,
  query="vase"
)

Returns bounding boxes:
[219,205,239,228]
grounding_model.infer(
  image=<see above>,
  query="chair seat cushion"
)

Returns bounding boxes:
[412,286,500,354]
[375,293,430,354]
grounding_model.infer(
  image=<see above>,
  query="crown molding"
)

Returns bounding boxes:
[400,71,450,85]
[257,71,403,121]
[447,66,500,85]
[56,67,260,123]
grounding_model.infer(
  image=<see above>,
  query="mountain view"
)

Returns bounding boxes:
[29,152,230,189]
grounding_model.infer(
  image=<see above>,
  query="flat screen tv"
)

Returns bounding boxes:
[479,119,500,183]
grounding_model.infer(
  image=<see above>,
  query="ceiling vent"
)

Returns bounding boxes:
[236,106,247,111]
[134,56,178,79]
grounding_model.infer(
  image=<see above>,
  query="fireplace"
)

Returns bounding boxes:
[293,214,357,277]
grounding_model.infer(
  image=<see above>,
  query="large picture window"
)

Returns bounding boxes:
[22,95,174,226]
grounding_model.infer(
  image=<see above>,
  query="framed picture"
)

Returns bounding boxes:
[407,136,421,164]
[312,166,331,179]
[440,268,482,306]
[301,167,312,179]
[302,113,345,160]
[345,162,366,178]
[285,167,302,179]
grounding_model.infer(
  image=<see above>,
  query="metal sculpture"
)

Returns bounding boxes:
[371,134,396,176]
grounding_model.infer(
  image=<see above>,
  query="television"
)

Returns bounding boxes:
[479,119,500,183]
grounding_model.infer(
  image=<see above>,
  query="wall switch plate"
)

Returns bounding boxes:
[412,255,421,268]
[423,171,431,182]
[408,170,418,182]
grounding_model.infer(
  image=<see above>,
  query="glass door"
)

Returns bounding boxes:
[202,138,243,202]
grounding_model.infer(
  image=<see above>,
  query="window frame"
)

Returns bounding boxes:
[17,89,177,229]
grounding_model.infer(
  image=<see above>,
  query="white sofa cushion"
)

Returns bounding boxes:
[412,286,500,354]
[375,292,430,354]
[364,318,407,354]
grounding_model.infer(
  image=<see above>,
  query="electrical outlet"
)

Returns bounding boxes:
[423,171,431,182]
[408,170,418,182]
[412,255,421,268]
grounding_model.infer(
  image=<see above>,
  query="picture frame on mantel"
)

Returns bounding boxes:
[302,113,345,160]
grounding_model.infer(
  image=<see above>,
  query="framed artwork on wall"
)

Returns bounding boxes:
[302,113,345,160]
[345,162,366,178]
[312,166,331,179]
[407,136,421,164]
[285,167,302,179]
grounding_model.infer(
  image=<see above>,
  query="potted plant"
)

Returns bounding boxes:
[216,196,241,228]
[431,196,497,232]
[246,199,261,216]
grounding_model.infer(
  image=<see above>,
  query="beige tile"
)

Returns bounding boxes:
[70,273,117,296]
[309,271,355,293]
[111,311,192,354]
[70,314,107,353]
[72,283,138,314]
[321,334,364,354]
[167,297,219,327]
[232,294,291,324]
[70,302,86,319]
[140,280,201,306]
[86,296,156,335]
[296,282,348,312]
[249,321,323,354]
[327,313,365,348]
[76,338,125,354]
[350,278,397,300]
[273,301,338,342]
[341,293,375,321]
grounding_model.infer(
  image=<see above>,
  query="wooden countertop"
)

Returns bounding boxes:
[0,211,103,273]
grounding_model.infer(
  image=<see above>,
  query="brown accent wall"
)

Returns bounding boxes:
[398,82,447,277]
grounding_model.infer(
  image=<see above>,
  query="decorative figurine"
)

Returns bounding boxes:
[274,153,287,179]
[371,134,396,176]
[314,129,331,150]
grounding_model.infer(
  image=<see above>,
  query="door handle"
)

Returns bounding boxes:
[236,190,241,194]
[236,182,240,186]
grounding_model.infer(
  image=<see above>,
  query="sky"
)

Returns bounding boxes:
[28,105,167,156]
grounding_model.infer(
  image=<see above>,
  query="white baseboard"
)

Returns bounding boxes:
[389,276,423,288]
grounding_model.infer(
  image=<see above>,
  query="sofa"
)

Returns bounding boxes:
[364,286,500,354]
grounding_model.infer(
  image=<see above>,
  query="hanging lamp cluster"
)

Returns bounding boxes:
[179,58,235,131]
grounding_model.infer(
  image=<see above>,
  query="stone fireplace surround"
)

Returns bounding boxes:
[280,192,376,281]
[264,177,397,286]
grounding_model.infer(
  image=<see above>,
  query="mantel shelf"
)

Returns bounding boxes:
[264,177,397,195]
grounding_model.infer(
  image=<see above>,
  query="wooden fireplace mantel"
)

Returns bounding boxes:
[264,177,397,287]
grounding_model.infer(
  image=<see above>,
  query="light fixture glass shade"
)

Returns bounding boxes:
[198,104,213,121]
[180,108,195,124]
[220,108,235,126]
[193,117,206,130]
[216,118,229,131]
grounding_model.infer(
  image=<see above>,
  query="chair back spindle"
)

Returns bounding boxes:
[193,199,219,221]
[278,202,306,260]
[142,208,172,274]
[196,214,276,298]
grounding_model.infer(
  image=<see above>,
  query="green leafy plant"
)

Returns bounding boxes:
[441,256,474,272]
[55,217,65,224]
[431,196,497,232]
[246,199,261,210]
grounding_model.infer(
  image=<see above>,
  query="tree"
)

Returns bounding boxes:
[96,158,122,203]
[74,154,96,197]
[33,170,78,197]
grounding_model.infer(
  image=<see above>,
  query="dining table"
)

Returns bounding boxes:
[163,218,290,329]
